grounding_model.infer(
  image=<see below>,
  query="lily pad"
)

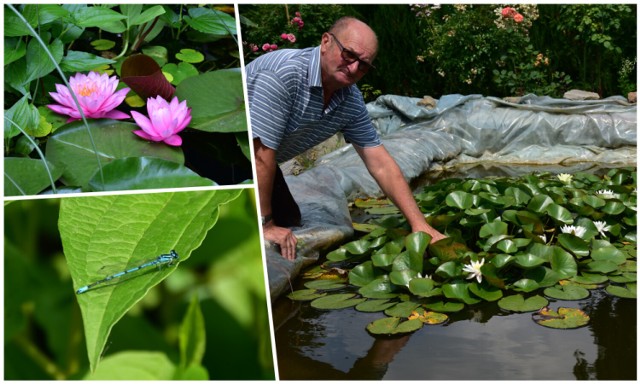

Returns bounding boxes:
[310,293,366,310]
[407,308,448,325]
[608,273,636,284]
[468,282,503,301]
[355,299,396,313]
[423,301,465,313]
[4,157,62,196]
[543,285,590,300]
[532,307,590,329]
[287,289,326,301]
[384,301,421,317]
[605,283,636,299]
[498,294,548,312]
[442,282,481,305]
[366,317,423,335]
[45,120,183,188]
[304,279,346,290]
[358,276,397,299]
[87,157,215,191]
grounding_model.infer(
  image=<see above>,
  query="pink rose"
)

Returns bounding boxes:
[287,33,296,43]
[262,43,271,51]
[281,33,288,40]
[295,11,301,17]
[501,7,516,18]
[514,13,524,23]
[250,44,258,52]
[270,44,278,51]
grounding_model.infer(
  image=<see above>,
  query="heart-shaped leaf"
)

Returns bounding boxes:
[4,157,62,196]
[62,190,240,372]
[498,294,548,312]
[532,307,590,329]
[310,293,366,310]
[46,120,184,187]
[87,156,215,191]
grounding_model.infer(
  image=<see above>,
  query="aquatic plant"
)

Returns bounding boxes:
[288,168,637,334]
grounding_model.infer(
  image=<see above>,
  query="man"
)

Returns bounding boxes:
[247,16,446,260]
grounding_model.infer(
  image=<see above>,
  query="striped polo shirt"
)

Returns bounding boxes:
[246,46,381,163]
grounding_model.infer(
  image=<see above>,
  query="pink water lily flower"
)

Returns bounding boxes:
[131,95,191,146]
[47,71,130,122]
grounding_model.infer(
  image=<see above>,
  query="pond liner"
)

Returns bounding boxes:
[265,93,637,301]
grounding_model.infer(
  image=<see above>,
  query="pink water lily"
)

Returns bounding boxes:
[47,71,130,122]
[131,95,191,146]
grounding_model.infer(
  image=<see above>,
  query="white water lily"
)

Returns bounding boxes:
[593,221,611,237]
[462,258,484,283]
[557,173,573,183]
[561,225,587,238]
[538,234,547,243]
[596,189,618,199]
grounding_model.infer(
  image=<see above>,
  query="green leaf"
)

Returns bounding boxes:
[287,289,326,301]
[498,294,548,312]
[87,157,215,192]
[304,279,346,290]
[349,261,379,287]
[126,4,165,26]
[366,317,423,335]
[342,238,372,255]
[384,301,420,317]
[310,293,366,310]
[359,276,397,299]
[176,48,205,63]
[175,69,247,133]
[557,233,590,258]
[442,281,481,305]
[4,95,40,139]
[533,307,590,329]
[546,203,573,224]
[605,283,636,299]
[591,246,627,265]
[179,295,206,368]
[514,254,546,269]
[355,299,395,312]
[445,190,474,209]
[163,61,199,85]
[184,7,237,35]
[423,301,465,312]
[84,351,175,379]
[4,6,38,37]
[468,282,503,301]
[527,194,554,213]
[45,120,184,188]
[408,278,441,298]
[549,246,578,278]
[62,190,240,371]
[543,285,590,300]
[72,6,127,32]
[479,220,509,238]
[4,37,27,66]
[4,158,62,196]
[512,278,540,292]
[90,39,117,51]
[61,50,116,72]
[405,231,430,259]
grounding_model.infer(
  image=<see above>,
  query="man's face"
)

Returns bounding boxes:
[320,23,377,90]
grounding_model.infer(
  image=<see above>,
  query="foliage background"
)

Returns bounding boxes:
[4,189,274,380]
[239,3,637,101]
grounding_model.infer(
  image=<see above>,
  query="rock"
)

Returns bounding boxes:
[563,89,600,100]
[417,95,437,109]
[628,91,637,103]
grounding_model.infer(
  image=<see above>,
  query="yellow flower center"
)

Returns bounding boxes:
[75,83,98,97]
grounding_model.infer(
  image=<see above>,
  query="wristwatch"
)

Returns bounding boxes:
[261,214,272,226]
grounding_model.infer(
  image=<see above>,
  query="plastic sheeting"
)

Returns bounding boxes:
[266,94,637,300]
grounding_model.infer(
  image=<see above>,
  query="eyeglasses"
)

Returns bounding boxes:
[328,33,375,73]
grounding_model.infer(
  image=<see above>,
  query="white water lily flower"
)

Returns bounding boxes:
[593,221,611,237]
[538,234,547,243]
[561,225,587,238]
[557,173,573,183]
[596,189,618,199]
[462,258,484,283]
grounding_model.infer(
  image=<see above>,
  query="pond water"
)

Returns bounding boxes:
[272,164,637,380]
[272,284,636,380]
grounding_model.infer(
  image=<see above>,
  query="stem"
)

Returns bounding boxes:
[4,117,58,194]
[7,4,105,187]
[284,4,290,23]
[14,334,66,380]
[132,17,160,52]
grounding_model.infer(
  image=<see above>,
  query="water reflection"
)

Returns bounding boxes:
[273,288,636,380]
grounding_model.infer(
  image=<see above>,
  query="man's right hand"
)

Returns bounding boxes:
[263,222,298,260]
